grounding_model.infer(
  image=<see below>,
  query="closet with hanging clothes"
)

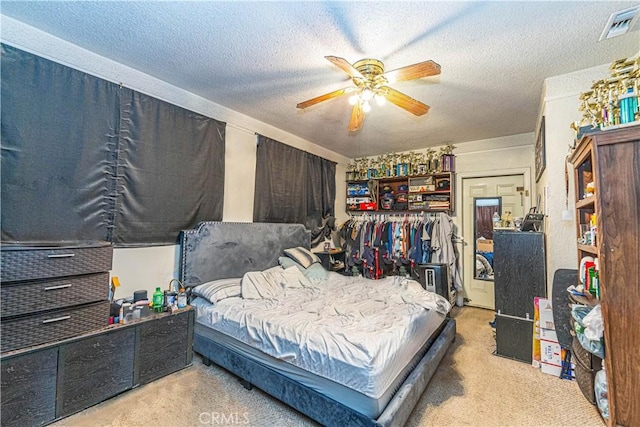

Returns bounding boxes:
[338,212,461,304]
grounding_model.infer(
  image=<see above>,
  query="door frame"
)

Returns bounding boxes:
[455,167,532,305]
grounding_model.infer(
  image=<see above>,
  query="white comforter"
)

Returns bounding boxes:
[193,272,450,398]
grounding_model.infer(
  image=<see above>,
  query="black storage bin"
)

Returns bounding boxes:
[572,336,601,405]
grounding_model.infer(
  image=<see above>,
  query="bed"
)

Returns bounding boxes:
[179,221,456,427]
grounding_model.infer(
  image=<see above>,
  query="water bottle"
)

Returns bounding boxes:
[492,212,501,229]
[152,287,164,313]
[177,287,187,308]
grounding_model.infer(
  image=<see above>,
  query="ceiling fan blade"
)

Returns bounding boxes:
[384,60,441,83]
[383,87,430,116]
[325,56,365,80]
[348,102,365,132]
[296,87,353,109]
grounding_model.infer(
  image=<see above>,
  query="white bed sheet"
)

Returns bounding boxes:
[193,272,450,400]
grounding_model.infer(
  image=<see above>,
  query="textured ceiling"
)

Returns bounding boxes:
[2,1,639,158]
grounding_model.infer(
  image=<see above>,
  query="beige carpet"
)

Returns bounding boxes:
[52,307,603,427]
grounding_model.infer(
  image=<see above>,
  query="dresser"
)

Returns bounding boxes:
[493,231,547,363]
[1,242,196,426]
[1,242,112,353]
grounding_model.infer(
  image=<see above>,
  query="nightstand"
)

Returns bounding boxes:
[314,249,346,273]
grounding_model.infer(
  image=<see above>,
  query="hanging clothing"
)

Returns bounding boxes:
[430,212,463,291]
[338,212,462,288]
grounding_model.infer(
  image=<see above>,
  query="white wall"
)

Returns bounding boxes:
[1,16,349,299]
[538,63,612,295]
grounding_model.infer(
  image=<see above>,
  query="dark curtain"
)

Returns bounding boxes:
[114,89,225,246]
[306,152,336,230]
[475,205,497,240]
[253,136,336,230]
[1,44,117,243]
[1,44,225,246]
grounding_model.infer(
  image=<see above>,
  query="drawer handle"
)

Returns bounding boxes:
[44,284,72,291]
[43,315,71,324]
[47,253,76,259]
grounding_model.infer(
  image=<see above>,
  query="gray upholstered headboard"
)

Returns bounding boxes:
[179,221,310,287]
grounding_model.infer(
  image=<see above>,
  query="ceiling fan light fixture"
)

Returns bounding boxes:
[297,55,441,131]
[361,88,374,101]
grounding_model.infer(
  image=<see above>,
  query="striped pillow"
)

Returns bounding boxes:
[192,278,242,304]
[283,247,321,269]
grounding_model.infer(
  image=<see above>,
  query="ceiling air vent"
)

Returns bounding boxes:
[599,6,640,41]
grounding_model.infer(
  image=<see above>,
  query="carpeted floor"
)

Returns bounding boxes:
[52,306,604,427]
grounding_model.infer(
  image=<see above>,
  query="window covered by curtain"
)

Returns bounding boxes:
[113,89,225,245]
[253,135,336,230]
[1,43,117,243]
[1,44,225,246]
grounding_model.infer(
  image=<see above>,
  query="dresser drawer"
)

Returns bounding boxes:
[1,273,109,318]
[1,301,110,353]
[1,243,112,282]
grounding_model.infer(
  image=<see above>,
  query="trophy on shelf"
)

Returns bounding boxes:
[573,56,639,133]
[440,143,456,172]
[416,152,428,175]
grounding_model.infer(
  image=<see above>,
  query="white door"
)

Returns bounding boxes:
[462,175,525,309]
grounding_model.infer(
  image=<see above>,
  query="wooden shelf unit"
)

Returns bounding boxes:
[346,172,454,213]
[568,126,640,426]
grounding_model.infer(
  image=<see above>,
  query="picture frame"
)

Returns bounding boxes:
[535,116,546,183]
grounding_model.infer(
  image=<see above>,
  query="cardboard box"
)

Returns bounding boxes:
[541,361,563,376]
[540,340,562,366]
[538,297,555,330]
[539,327,558,343]
[476,239,493,253]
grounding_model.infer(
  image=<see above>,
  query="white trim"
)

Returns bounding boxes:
[226,122,256,136]
[456,143,533,156]
[543,91,584,103]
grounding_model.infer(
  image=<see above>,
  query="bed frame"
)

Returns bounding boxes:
[180,221,456,427]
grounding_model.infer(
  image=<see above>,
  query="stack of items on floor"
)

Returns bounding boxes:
[571,301,608,420]
[533,297,570,377]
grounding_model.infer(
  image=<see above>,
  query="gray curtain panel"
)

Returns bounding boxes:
[1,43,117,243]
[1,44,225,246]
[253,135,335,230]
[113,89,225,246]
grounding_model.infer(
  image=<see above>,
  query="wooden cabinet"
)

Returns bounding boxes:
[1,348,58,427]
[138,311,192,384]
[493,231,546,363]
[57,327,135,418]
[346,172,454,213]
[569,127,640,426]
[0,308,194,426]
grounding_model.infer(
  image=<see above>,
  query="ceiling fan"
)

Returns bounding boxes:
[297,56,441,132]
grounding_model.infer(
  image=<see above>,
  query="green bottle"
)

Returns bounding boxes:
[152,287,163,313]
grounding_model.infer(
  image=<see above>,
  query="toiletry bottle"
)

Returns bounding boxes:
[152,287,164,313]
[177,287,187,309]
[492,212,501,229]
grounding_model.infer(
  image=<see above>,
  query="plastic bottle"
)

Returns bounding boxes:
[177,287,187,309]
[152,287,164,313]
[492,212,501,229]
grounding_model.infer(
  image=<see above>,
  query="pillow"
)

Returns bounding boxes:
[192,278,242,304]
[283,246,321,269]
[241,266,284,300]
[303,262,328,281]
[279,256,304,272]
[281,265,311,288]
